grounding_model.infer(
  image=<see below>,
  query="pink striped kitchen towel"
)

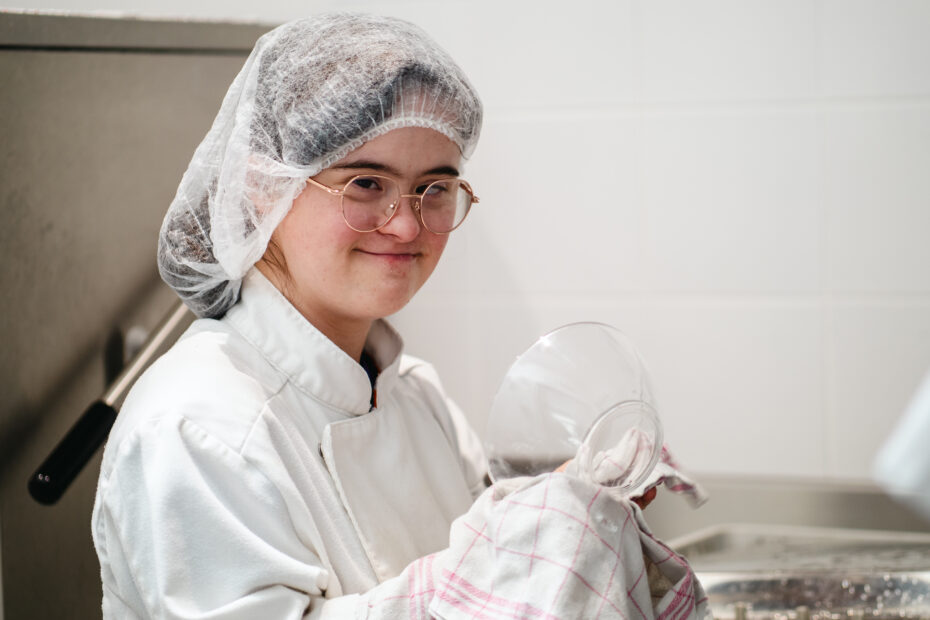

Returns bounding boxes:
[427,472,708,620]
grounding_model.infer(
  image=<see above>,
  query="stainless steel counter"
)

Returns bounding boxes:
[645,475,930,542]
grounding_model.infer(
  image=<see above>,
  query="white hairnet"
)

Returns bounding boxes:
[158,13,483,318]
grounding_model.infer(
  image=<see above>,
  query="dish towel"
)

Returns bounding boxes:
[360,448,707,620]
[633,445,708,508]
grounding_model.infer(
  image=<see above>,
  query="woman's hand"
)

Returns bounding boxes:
[632,486,657,510]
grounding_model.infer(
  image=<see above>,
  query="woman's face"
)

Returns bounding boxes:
[261,127,462,335]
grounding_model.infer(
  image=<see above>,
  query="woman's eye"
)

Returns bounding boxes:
[420,182,448,196]
[351,176,383,192]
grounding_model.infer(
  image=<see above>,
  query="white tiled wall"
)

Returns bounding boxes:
[382,0,930,483]
[12,0,930,481]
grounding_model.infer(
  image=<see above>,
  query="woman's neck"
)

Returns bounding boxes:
[255,261,372,361]
[309,314,372,362]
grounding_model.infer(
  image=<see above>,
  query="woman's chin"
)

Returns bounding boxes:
[364,286,423,320]
[370,297,415,320]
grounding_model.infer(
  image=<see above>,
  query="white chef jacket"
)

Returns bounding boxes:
[91,268,487,619]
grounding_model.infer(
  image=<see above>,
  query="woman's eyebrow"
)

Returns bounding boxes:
[330,160,460,177]
[425,165,461,177]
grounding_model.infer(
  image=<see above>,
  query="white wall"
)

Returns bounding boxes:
[8,0,930,483]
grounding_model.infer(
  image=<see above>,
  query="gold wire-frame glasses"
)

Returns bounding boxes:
[305,174,479,234]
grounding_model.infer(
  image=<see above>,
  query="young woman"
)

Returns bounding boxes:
[91,13,706,620]
[92,13,487,618]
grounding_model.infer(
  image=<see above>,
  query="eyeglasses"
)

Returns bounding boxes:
[305,174,479,234]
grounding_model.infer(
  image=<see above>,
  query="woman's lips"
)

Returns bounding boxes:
[356,249,418,264]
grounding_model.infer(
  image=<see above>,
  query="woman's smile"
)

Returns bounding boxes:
[355,248,420,264]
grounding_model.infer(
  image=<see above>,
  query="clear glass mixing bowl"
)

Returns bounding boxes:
[485,322,663,495]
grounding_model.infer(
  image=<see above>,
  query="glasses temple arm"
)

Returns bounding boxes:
[304,176,344,196]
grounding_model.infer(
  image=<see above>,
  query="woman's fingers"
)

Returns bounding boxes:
[633,486,658,509]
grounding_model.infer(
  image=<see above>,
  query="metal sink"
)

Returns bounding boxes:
[668,524,930,619]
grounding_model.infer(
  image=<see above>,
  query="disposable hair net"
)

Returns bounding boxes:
[158,13,483,318]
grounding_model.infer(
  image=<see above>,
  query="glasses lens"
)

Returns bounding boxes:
[419,179,473,233]
[341,175,399,232]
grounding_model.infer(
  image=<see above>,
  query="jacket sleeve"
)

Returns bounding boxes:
[93,413,458,620]
[94,413,328,618]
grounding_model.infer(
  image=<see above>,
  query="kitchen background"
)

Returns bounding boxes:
[2,1,929,618]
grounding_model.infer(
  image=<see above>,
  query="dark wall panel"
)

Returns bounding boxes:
[0,14,268,618]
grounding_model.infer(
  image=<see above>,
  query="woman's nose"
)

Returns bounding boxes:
[379,197,422,241]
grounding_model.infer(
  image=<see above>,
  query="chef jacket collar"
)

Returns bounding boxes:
[224,268,404,416]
